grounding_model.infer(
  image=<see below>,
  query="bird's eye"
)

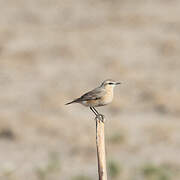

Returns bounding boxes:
[108,82,114,85]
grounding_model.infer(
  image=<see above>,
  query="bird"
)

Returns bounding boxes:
[65,79,121,122]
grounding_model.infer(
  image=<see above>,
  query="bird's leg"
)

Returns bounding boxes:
[92,107,105,123]
[90,107,105,122]
[90,107,98,116]
[92,107,99,114]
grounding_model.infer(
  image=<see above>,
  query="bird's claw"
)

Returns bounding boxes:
[95,114,105,123]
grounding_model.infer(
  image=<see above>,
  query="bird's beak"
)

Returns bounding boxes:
[115,82,121,85]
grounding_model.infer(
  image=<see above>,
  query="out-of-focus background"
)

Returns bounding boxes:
[0,0,180,179]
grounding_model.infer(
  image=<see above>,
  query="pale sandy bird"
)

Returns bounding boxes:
[65,79,121,122]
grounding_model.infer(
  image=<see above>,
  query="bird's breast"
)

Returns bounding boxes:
[101,92,113,105]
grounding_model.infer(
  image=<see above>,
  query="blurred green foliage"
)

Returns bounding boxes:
[72,175,92,180]
[36,152,60,180]
[141,163,174,180]
[108,160,121,179]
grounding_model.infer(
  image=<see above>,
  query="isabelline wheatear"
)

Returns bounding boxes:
[65,79,121,122]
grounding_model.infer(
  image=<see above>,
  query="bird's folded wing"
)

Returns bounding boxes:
[80,88,106,101]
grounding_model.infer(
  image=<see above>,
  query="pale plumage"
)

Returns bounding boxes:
[66,79,121,122]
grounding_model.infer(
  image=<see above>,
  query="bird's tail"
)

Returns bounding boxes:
[65,98,81,105]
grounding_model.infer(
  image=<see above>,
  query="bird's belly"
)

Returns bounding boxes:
[81,100,100,107]
[80,97,112,107]
[80,99,105,107]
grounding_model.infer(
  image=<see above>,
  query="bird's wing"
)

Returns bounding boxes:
[80,87,106,101]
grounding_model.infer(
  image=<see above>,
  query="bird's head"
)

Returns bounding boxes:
[100,79,121,90]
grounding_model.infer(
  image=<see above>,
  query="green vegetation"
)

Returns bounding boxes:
[108,160,121,179]
[1,164,15,180]
[72,175,92,180]
[141,163,174,180]
[36,152,60,180]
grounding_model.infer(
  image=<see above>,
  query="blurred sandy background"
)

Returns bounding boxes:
[0,0,180,179]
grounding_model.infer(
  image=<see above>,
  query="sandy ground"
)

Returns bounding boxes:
[0,0,180,179]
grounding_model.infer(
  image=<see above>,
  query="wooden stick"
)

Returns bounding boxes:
[96,118,107,180]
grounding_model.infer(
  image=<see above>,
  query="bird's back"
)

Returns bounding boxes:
[80,87,105,101]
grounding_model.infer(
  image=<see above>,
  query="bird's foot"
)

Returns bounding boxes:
[95,114,105,123]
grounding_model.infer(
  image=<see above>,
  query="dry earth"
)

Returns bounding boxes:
[0,0,180,180]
